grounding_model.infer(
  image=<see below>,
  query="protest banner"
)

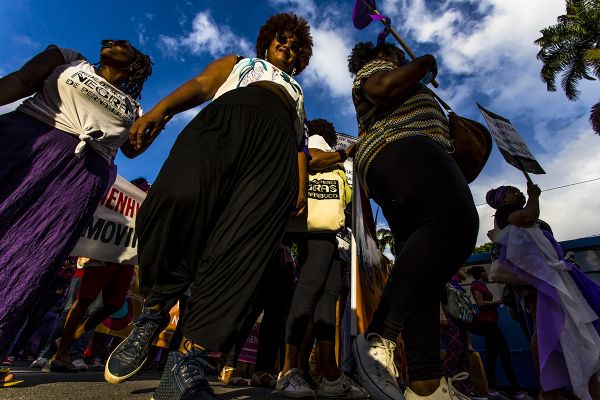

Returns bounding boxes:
[71,175,146,264]
[478,104,545,180]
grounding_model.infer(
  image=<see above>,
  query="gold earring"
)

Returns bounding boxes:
[291,67,296,76]
[265,49,268,60]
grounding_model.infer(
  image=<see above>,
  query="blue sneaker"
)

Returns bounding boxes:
[104,306,168,384]
[152,346,216,400]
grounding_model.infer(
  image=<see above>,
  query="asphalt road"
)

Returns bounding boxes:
[1,362,275,400]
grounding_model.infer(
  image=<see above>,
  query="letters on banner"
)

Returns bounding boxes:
[71,175,146,264]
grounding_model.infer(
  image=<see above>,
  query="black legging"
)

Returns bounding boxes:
[469,321,519,389]
[365,136,479,382]
[286,233,343,346]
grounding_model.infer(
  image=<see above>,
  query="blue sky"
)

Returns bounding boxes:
[1,0,599,245]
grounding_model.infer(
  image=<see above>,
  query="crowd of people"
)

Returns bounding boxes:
[1,9,599,400]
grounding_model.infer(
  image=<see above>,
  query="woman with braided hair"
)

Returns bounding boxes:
[0,39,153,354]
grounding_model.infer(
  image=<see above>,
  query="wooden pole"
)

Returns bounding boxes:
[361,0,439,88]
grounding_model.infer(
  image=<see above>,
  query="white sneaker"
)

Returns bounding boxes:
[317,373,369,398]
[275,368,316,398]
[404,374,471,400]
[72,358,88,372]
[30,357,48,368]
[352,332,403,400]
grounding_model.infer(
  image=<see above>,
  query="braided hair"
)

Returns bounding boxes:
[121,46,153,100]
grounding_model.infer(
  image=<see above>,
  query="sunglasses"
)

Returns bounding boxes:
[101,39,132,49]
[275,33,301,53]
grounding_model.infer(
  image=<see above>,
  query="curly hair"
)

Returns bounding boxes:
[347,41,405,75]
[255,13,313,75]
[121,45,153,100]
[308,118,337,148]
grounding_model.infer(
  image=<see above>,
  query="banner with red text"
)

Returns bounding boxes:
[71,175,146,264]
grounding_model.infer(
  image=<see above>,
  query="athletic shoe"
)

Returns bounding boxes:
[104,306,167,384]
[275,368,316,398]
[151,348,216,400]
[514,393,535,400]
[1,356,15,366]
[405,374,471,400]
[487,391,511,400]
[30,357,48,369]
[72,358,88,372]
[317,373,369,398]
[352,332,403,400]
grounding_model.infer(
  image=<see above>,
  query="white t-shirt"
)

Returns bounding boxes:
[18,46,142,163]
[308,134,335,152]
[213,57,307,148]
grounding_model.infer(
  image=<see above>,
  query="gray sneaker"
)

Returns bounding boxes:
[275,368,317,398]
[352,332,403,400]
[317,373,369,398]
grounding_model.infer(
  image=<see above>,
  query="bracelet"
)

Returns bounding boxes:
[337,149,348,161]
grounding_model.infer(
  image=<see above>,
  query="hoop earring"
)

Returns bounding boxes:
[264,49,268,60]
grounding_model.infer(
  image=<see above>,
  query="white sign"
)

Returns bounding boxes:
[335,131,357,189]
[71,175,146,264]
[479,106,534,159]
[478,104,545,174]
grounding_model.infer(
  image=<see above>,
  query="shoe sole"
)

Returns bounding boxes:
[274,391,316,399]
[103,345,148,384]
[352,337,402,400]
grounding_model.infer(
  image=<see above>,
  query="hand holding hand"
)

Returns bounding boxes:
[129,106,170,150]
[345,142,357,159]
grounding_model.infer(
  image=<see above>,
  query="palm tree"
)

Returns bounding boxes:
[534,0,600,134]
[376,228,395,257]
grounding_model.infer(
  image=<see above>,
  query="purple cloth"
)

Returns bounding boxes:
[0,111,109,352]
[486,185,512,209]
[352,0,377,29]
[498,229,600,391]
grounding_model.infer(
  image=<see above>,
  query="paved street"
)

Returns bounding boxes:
[1,362,275,400]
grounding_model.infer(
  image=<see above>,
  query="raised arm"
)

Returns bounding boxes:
[126,54,239,155]
[362,54,437,108]
[308,143,355,172]
[0,47,65,106]
[507,182,541,227]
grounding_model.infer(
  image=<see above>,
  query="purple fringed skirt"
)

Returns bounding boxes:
[0,112,108,351]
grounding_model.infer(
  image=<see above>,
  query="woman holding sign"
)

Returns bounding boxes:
[104,13,313,400]
[0,40,152,354]
[347,41,479,400]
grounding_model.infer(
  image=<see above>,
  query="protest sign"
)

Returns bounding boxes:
[478,104,545,175]
[71,175,146,264]
[335,131,357,189]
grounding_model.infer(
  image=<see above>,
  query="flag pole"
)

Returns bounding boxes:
[360,0,439,88]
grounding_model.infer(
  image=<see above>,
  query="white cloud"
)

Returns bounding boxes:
[159,11,253,58]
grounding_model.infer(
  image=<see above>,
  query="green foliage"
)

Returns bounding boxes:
[376,228,395,256]
[472,242,493,254]
[535,0,599,134]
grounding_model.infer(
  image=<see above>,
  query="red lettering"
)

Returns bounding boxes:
[115,192,128,214]
[103,188,118,209]
[125,197,136,218]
